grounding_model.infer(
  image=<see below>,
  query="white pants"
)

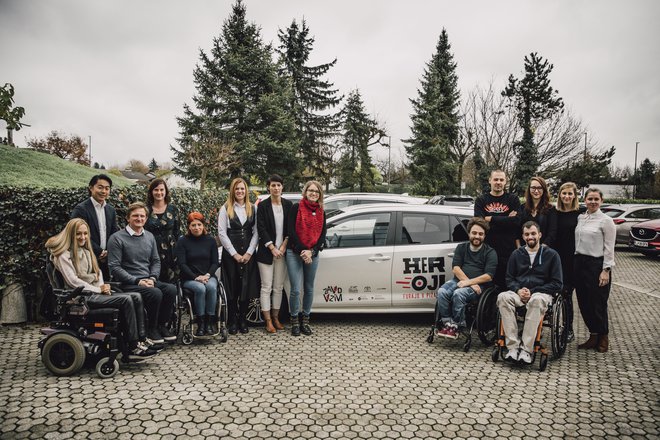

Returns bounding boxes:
[497,291,553,354]
[258,258,287,311]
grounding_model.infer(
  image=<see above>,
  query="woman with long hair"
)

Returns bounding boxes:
[518,176,557,247]
[175,212,221,337]
[218,178,259,334]
[574,187,616,353]
[555,182,581,342]
[145,178,180,283]
[256,174,292,333]
[286,180,326,337]
[46,218,157,360]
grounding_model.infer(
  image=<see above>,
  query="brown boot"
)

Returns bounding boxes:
[578,333,599,349]
[271,309,284,330]
[263,310,276,334]
[596,334,609,353]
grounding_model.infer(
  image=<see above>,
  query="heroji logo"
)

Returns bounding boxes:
[484,202,511,213]
[396,257,446,292]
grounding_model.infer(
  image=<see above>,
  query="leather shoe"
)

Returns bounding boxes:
[578,333,599,349]
[596,334,609,353]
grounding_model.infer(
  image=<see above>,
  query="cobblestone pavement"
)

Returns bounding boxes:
[1,250,658,439]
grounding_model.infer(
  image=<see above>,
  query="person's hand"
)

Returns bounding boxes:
[99,250,108,261]
[101,284,111,295]
[508,210,518,217]
[457,280,470,288]
[518,287,530,303]
[279,244,287,256]
[301,250,312,264]
[243,253,252,263]
[599,270,610,287]
[484,216,492,222]
[138,279,154,288]
[271,247,283,259]
[233,254,244,263]
[472,284,482,295]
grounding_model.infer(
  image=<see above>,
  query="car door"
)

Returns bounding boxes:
[391,211,469,309]
[313,211,395,309]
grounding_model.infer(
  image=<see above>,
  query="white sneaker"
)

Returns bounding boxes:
[518,350,532,364]
[504,348,519,362]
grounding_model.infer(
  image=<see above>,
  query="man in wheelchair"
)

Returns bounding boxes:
[496,221,563,364]
[435,217,498,338]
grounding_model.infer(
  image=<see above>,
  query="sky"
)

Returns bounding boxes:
[1,0,659,172]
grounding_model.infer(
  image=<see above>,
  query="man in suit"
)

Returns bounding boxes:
[71,174,119,279]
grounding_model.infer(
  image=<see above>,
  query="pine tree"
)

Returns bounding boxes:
[404,29,460,196]
[173,0,300,187]
[503,52,564,195]
[148,158,159,172]
[338,90,384,191]
[277,19,342,187]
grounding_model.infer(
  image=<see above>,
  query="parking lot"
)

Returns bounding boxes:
[0,249,658,439]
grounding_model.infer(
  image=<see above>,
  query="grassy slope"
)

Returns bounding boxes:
[0,145,134,188]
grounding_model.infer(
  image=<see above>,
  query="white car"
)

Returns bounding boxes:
[324,193,428,217]
[285,203,473,314]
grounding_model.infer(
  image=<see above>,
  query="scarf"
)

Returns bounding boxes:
[296,198,324,249]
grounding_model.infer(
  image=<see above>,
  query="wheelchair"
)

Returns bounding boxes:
[176,278,229,345]
[426,285,499,352]
[491,291,568,371]
[39,261,124,378]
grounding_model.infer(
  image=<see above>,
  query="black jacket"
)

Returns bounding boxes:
[505,245,563,294]
[71,198,119,258]
[256,197,293,264]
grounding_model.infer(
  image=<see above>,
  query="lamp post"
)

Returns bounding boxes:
[387,136,391,188]
[633,141,639,199]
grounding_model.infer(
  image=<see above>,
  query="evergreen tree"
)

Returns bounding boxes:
[635,158,656,199]
[404,29,460,196]
[472,145,490,195]
[277,19,342,186]
[173,0,300,187]
[148,158,159,172]
[503,52,564,195]
[338,90,384,191]
[557,146,615,190]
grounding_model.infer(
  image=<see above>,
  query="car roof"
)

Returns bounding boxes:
[330,203,473,217]
[325,193,428,203]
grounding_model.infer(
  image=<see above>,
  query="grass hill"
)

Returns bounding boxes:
[0,145,134,188]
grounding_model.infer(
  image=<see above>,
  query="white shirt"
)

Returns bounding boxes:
[126,225,144,236]
[217,203,259,256]
[90,197,107,249]
[272,204,284,248]
[575,209,616,269]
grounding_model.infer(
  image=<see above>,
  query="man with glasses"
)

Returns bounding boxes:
[474,170,521,289]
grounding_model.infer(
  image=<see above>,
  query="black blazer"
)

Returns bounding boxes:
[71,198,120,258]
[256,197,293,264]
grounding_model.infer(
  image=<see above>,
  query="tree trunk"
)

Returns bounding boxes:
[0,283,27,324]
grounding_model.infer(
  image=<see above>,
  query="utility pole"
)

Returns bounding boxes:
[89,135,92,166]
[583,132,588,160]
[633,141,639,199]
[387,136,391,189]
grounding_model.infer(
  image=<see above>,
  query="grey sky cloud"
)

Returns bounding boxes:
[1,0,658,172]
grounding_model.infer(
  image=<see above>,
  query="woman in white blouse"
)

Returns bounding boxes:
[218,177,259,335]
[45,218,157,360]
[574,188,616,353]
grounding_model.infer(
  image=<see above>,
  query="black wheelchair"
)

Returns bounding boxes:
[39,261,124,378]
[491,291,568,371]
[176,278,229,345]
[426,285,499,352]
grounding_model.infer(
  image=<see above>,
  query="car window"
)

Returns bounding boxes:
[358,199,400,205]
[627,209,650,219]
[649,208,660,220]
[325,199,352,213]
[449,216,470,242]
[326,212,391,248]
[400,213,452,245]
[603,209,623,218]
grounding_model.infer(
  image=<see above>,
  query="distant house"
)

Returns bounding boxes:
[120,170,155,184]
[585,183,634,199]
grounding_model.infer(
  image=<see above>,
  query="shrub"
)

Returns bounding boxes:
[0,185,226,320]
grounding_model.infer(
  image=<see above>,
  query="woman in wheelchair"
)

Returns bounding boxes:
[46,219,158,361]
[175,212,221,337]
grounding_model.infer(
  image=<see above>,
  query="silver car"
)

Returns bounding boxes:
[601,204,660,244]
[324,193,428,217]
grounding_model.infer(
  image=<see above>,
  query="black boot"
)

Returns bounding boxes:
[239,317,249,334]
[291,315,301,336]
[228,314,238,335]
[238,301,249,333]
[300,314,312,336]
[207,315,219,336]
[195,316,205,337]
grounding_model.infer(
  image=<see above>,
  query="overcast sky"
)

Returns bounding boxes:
[1,0,659,172]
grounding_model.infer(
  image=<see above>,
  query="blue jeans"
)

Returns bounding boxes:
[286,250,319,317]
[436,279,478,327]
[183,278,219,316]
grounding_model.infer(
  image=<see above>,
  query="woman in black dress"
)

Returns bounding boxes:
[518,176,557,247]
[555,181,581,342]
[145,178,180,283]
[218,177,259,334]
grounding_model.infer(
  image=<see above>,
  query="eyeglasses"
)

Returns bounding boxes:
[529,186,543,192]
[307,189,320,194]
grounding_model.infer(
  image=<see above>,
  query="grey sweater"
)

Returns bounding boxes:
[108,228,161,285]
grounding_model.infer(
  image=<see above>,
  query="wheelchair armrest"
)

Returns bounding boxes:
[109,282,124,292]
[53,286,87,301]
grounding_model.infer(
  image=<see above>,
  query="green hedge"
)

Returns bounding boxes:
[0,185,226,320]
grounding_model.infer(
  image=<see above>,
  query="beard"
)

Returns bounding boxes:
[470,237,483,247]
[525,238,538,249]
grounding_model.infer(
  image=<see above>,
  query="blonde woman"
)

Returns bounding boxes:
[218,178,259,334]
[46,219,156,360]
[555,182,581,342]
[286,180,326,336]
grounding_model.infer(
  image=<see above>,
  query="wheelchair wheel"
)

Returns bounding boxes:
[539,352,548,372]
[427,327,435,343]
[551,294,568,359]
[220,327,229,343]
[491,347,500,362]
[182,332,194,345]
[42,333,86,376]
[476,287,498,346]
[463,337,472,353]
[95,357,119,379]
[246,298,263,324]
